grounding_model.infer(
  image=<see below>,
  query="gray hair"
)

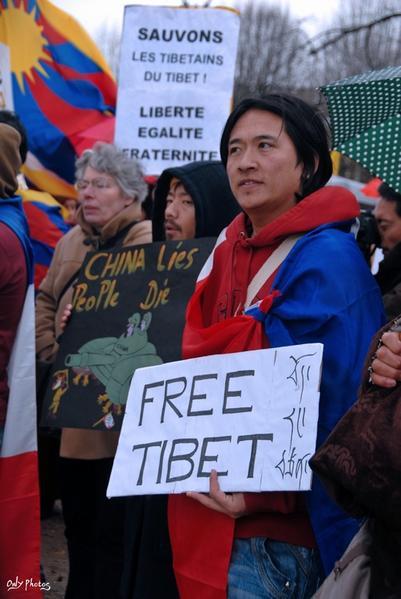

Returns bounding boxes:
[75,143,147,204]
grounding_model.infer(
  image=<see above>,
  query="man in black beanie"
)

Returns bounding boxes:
[121,160,240,599]
[152,160,240,242]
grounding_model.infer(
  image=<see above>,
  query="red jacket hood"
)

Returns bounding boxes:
[226,185,360,247]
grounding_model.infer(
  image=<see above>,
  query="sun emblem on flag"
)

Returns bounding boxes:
[0,3,49,90]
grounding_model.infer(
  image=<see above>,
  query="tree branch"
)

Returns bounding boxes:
[181,1,212,6]
[308,12,401,54]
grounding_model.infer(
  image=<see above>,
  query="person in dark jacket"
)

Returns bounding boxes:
[152,159,242,241]
[167,96,383,599]
[121,160,240,599]
[374,182,401,320]
[0,120,40,589]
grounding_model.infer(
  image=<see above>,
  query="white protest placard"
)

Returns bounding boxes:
[108,344,323,497]
[115,6,240,174]
[0,43,13,110]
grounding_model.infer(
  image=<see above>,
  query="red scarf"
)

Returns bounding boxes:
[169,283,277,598]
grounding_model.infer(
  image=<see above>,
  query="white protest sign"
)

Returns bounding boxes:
[108,344,323,497]
[115,6,240,174]
[0,43,13,110]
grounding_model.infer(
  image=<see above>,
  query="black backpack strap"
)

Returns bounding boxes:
[101,221,139,250]
[58,220,139,305]
[56,268,82,309]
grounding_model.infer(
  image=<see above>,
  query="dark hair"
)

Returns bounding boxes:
[220,94,333,200]
[0,110,28,164]
[378,182,401,217]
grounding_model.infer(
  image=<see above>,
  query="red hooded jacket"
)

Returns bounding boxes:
[169,186,362,598]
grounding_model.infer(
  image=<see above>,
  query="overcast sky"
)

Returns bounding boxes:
[51,0,339,38]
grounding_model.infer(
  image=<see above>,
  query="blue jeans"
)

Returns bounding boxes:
[228,538,324,598]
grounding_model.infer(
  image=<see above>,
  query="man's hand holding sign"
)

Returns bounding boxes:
[186,469,247,519]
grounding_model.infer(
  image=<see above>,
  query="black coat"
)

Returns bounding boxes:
[121,496,178,599]
[375,242,401,321]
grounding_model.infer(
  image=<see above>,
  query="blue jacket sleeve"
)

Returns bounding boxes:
[248,226,385,573]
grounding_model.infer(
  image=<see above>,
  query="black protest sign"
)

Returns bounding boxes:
[41,238,214,431]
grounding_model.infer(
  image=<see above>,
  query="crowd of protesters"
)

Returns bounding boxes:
[2,89,401,599]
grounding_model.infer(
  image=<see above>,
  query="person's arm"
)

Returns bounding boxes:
[0,225,27,410]
[35,243,63,361]
[36,269,57,361]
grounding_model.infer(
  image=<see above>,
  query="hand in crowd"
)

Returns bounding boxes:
[370,330,401,387]
[60,303,73,331]
[186,469,247,519]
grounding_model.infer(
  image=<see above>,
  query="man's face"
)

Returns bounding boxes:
[373,197,401,254]
[226,109,304,236]
[63,198,78,226]
[164,179,196,240]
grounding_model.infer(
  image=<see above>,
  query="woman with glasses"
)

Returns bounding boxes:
[35,143,151,599]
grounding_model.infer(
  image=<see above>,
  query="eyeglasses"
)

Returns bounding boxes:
[75,178,116,191]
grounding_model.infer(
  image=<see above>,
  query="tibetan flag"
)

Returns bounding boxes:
[0,198,41,598]
[20,188,70,288]
[0,0,117,197]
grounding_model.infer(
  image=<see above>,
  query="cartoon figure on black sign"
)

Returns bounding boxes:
[50,312,162,428]
[49,369,69,415]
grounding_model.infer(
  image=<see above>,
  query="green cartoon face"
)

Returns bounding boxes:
[116,313,154,356]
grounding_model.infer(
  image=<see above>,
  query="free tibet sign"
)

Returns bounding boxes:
[115,6,240,174]
[107,344,323,496]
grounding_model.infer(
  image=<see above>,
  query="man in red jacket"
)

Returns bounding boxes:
[168,95,384,599]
